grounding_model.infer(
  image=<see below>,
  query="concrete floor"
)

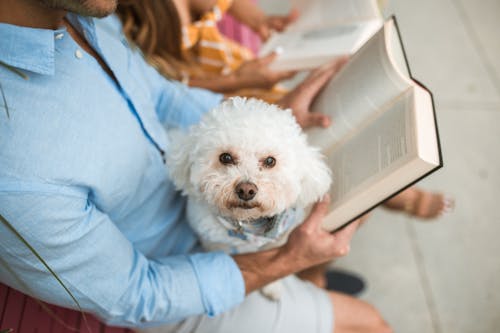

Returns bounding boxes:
[260,1,500,332]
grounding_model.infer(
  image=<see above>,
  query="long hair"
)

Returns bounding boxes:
[116,0,188,80]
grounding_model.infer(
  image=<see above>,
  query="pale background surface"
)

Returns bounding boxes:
[258,1,500,332]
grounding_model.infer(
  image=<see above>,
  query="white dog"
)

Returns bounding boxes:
[167,97,332,299]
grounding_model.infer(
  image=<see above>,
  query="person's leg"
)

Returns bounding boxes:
[136,275,391,333]
[136,275,333,333]
[383,186,454,219]
[329,291,392,333]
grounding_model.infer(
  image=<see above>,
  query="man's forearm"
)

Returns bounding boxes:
[232,246,304,294]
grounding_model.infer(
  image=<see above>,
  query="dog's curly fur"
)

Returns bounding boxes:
[167,97,332,298]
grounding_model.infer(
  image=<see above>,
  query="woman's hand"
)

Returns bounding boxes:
[232,52,297,89]
[278,57,349,129]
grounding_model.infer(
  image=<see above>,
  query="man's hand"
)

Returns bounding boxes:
[233,195,362,294]
[280,195,361,270]
[278,57,349,129]
[232,52,297,90]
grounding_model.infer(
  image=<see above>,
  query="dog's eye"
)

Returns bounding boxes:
[263,156,276,168]
[219,153,234,165]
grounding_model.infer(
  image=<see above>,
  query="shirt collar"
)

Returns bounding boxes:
[0,13,96,76]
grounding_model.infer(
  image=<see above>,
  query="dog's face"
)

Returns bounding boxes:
[189,137,304,221]
[168,98,331,221]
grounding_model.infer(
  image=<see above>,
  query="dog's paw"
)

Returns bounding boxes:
[260,280,283,301]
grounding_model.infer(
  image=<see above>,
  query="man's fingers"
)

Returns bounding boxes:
[328,219,362,257]
[332,219,362,243]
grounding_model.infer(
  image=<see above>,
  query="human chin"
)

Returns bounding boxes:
[39,0,117,17]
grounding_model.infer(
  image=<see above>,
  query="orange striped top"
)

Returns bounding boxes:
[181,0,287,102]
[182,0,254,75]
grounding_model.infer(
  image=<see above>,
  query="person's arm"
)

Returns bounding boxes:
[0,186,244,326]
[228,0,298,41]
[137,53,223,128]
[188,52,296,93]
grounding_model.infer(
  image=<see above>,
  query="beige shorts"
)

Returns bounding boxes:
[137,275,333,333]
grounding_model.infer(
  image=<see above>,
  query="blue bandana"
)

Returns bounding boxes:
[217,208,303,247]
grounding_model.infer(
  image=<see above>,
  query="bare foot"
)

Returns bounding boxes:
[383,187,454,220]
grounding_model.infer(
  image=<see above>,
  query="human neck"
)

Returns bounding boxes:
[0,0,66,30]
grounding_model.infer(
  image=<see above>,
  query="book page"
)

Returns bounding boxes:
[321,87,440,230]
[260,0,382,70]
[306,23,413,151]
[264,22,371,54]
[386,19,410,78]
[290,0,381,30]
[262,19,382,71]
[327,90,416,207]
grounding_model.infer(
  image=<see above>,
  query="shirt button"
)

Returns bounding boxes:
[55,33,64,40]
[75,49,83,59]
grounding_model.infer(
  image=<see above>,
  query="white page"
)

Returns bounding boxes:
[387,20,410,78]
[306,22,413,151]
[290,0,381,30]
[327,90,416,206]
[260,0,382,70]
[322,88,440,230]
[261,19,382,71]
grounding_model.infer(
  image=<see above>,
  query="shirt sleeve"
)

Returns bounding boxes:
[129,46,223,129]
[0,185,245,327]
[97,14,223,130]
[155,80,223,129]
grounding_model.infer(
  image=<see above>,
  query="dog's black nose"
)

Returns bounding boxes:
[235,182,258,201]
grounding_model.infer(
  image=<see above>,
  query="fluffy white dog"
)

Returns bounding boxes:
[167,97,332,299]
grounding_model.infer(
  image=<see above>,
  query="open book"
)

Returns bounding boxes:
[306,18,442,231]
[259,0,383,71]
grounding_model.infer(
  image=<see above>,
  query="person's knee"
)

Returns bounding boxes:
[330,291,393,333]
[362,303,392,333]
[371,317,392,333]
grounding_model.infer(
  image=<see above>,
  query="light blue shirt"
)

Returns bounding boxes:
[0,14,245,327]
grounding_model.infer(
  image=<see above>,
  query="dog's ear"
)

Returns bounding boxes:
[166,129,195,195]
[296,145,332,207]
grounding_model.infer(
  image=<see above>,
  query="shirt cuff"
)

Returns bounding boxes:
[188,251,245,317]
